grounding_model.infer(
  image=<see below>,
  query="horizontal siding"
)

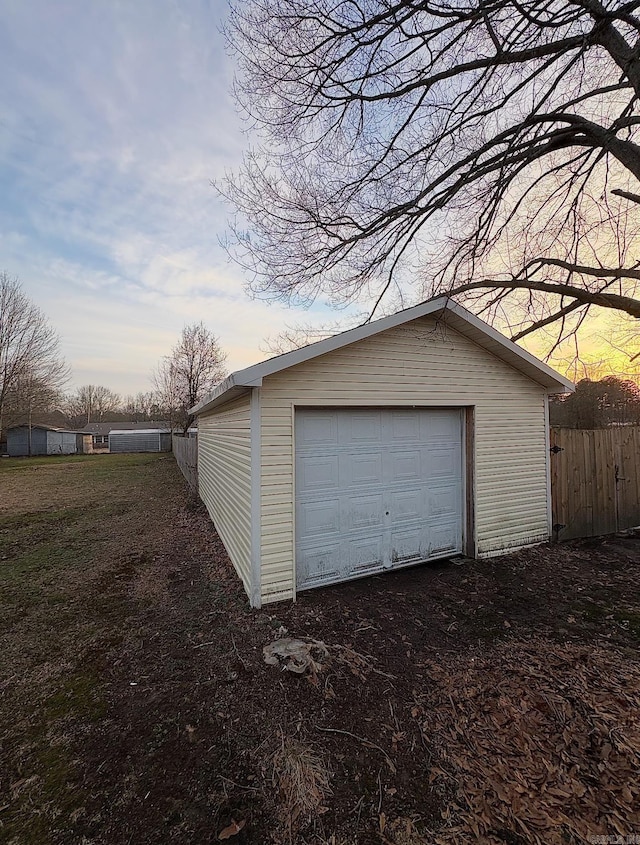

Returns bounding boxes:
[198,393,253,599]
[260,316,549,604]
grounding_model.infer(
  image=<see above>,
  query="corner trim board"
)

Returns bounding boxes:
[464,406,477,558]
[250,387,262,608]
[291,403,298,602]
[544,394,552,538]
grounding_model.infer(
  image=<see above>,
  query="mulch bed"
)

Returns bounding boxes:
[2,457,640,844]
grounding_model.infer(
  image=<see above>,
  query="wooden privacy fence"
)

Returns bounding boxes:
[550,427,640,541]
[172,435,198,495]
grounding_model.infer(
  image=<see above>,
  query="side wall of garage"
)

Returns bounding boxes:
[198,393,253,596]
[259,315,549,604]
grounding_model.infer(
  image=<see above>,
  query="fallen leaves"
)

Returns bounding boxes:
[420,638,640,844]
[218,819,245,839]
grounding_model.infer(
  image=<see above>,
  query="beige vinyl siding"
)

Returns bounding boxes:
[259,316,549,604]
[198,393,253,598]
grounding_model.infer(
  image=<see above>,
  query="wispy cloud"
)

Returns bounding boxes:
[0,0,342,394]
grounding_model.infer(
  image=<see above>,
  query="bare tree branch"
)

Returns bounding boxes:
[0,272,69,435]
[510,300,585,341]
[222,0,640,353]
[612,187,640,203]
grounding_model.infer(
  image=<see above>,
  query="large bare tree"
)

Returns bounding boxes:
[224,0,640,355]
[154,323,227,432]
[66,385,122,427]
[0,272,69,435]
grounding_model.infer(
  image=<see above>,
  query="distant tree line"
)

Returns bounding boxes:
[3,382,176,434]
[1,272,227,441]
[550,377,640,429]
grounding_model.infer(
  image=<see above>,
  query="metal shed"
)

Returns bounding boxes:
[190,297,574,608]
[81,420,173,450]
[108,429,172,453]
[7,425,86,457]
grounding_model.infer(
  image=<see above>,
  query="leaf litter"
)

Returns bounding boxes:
[418,638,640,844]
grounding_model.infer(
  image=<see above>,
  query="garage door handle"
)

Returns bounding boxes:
[385,511,389,516]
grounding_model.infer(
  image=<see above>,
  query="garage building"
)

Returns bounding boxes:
[190,298,573,607]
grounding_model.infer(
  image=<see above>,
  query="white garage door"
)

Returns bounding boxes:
[295,408,464,590]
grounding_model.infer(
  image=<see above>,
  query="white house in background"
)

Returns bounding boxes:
[190,297,574,608]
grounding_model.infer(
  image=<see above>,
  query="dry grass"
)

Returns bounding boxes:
[0,453,183,845]
[271,736,333,834]
[0,454,154,514]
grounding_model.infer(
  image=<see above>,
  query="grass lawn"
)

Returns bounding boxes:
[1,454,639,844]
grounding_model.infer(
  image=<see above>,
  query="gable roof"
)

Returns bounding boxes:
[190,297,575,417]
[109,428,169,436]
[8,424,84,434]
[80,420,171,436]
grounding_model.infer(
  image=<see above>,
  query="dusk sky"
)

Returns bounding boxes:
[0,1,633,396]
[0,0,352,396]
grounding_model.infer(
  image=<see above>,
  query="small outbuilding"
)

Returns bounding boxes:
[7,425,91,457]
[81,420,173,449]
[190,297,574,607]
[108,428,172,453]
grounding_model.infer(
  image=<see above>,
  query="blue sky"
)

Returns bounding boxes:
[0,0,344,395]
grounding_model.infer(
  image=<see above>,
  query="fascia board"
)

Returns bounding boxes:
[443,302,575,394]
[190,296,574,415]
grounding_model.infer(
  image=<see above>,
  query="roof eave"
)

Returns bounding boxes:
[442,303,574,394]
[188,374,256,417]
[190,296,574,415]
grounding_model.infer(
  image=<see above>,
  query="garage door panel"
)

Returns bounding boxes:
[427,485,460,518]
[347,493,385,529]
[299,499,340,537]
[391,528,423,562]
[297,544,342,587]
[344,410,383,443]
[390,488,422,521]
[426,447,461,480]
[349,536,385,572]
[349,452,384,485]
[391,410,421,441]
[296,408,463,590]
[297,455,341,494]
[387,449,423,483]
[430,522,460,555]
[423,409,462,439]
[297,412,338,447]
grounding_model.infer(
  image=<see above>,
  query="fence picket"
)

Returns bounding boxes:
[172,435,198,495]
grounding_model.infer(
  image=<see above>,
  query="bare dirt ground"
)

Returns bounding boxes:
[1,454,639,845]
